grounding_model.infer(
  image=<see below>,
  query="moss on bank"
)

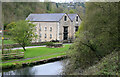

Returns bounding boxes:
[81,51,119,75]
[2,53,67,70]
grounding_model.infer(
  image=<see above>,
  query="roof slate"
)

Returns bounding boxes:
[26,13,66,22]
[68,14,77,21]
[26,13,78,22]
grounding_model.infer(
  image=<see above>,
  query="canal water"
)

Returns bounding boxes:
[1,60,66,75]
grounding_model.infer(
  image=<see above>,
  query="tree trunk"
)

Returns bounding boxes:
[23,46,26,51]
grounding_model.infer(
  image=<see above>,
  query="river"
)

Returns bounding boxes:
[1,60,66,75]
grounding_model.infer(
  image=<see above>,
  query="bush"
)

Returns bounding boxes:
[2,41,61,49]
[46,42,54,46]
[50,40,59,42]
[46,43,63,48]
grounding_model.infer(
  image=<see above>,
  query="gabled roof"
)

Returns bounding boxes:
[68,14,78,21]
[26,13,66,22]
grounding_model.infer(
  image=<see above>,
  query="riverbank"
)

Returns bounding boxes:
[81,51,119,75]
[2,54,67,71]
[2,60,65,75]
[2,44,70,70]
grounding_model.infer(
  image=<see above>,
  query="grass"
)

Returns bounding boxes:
[0,39,16,45]
[3,44,70,62]
[81,51,119,75]
[24,45,70,58]
[2,44,71,69]
[2,52,66,68]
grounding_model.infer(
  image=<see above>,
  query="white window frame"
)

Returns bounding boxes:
[39,33,41,38]
[45,34,47,38]
[50,27,52,32]
[44,27,47,31]
[64,16,67,21]
[76,16,78,21]
[50,34,52,39]
[39,26,41,31]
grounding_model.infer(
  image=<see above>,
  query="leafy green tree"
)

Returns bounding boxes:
[8,20,36,51]
[63,2,118,75]
[69,9,75,14]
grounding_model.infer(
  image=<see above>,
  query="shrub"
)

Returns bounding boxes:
[46,42,54,46]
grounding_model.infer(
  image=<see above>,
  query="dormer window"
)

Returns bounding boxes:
[64,16,67,21]
[76,16,78,21]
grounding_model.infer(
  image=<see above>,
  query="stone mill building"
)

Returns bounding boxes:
[26,13,82,42]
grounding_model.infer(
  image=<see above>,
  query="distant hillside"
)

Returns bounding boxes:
[2,2,85,28]
[2,2,48,25]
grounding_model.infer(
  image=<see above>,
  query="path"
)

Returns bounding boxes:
[4,43,72,50]
[8,45,46,50]
[2,43,71,63]
[3,52,65,63]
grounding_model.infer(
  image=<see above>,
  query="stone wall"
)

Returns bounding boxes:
[32,14,81,42]
[32,22,58,42]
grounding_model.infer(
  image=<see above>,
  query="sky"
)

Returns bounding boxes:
[39,0,89,3]
[39,0,119,2]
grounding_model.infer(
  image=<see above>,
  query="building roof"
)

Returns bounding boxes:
[68,14,78,21]
[26,13,66,22]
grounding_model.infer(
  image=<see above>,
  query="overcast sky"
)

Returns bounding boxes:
[39,0,89,3]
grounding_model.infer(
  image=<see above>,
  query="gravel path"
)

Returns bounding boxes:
[3,43,72,50]
[4,45,46,50]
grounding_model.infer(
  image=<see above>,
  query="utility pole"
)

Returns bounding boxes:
[0,1,3,53]
[0,1,3,76]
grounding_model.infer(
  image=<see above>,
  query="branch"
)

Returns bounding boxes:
[80,41,102,59]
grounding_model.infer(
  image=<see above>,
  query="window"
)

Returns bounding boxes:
[35,26,37,30]
[39,33,41,38]
[50,34,52,39]
[64,16,67,21]
[76,16,78,21]
[75,26,79,32]
[45,27,47,31]
[30,34,33,37]
[45,34,47,38]
[39,39,41,42]
[35,33,37,35]
[50,27,52,32]
[39,26,41,31]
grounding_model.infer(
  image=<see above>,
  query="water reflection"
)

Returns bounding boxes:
[2,61,64,75]
[3,67,36,75]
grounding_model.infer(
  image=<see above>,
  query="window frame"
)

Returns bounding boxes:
[50,27,52,32]
[44,27,47,31]
[39,26,41,31]
[39,33,41,38]
[76,16,78,21]
[45,34,47,38]
[64,16,67,21]
[50,34,52,39]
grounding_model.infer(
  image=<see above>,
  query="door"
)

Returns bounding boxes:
[63,26,68,40]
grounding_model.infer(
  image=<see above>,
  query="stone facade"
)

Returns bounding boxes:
[26,13,82,42]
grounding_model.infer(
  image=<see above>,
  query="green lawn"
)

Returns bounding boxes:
[3,44,70,62]
[0,39,15,45]
[2,44,70,69]
[23,45,70,58]
[2,53,66,69]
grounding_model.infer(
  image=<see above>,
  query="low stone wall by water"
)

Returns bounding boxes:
[2,55,67,70]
